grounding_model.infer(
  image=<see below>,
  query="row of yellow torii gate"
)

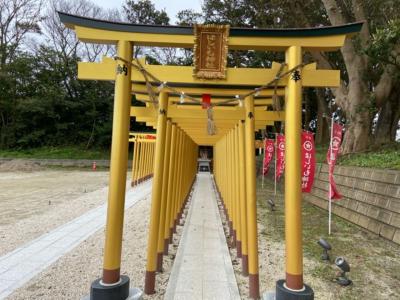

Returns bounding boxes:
[59,12,361,300]
[129,133,156,185]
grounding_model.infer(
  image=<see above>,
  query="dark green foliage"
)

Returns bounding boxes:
[0,47,114,149]
[365,19,400,72]
[176,9,203,26]
[123,0,169,25]
[1,0,399,155]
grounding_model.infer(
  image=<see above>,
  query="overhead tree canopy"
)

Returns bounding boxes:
[0,0,398,152]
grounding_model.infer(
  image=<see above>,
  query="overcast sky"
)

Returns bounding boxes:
[94,0,203,23]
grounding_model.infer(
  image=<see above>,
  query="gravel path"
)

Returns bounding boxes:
[0,169,185,299]
[6,186,184,300]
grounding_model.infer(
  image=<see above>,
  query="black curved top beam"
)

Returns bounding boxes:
[58,11,363,38]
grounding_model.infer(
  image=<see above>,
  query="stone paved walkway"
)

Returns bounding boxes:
[0,180,152,299]
[165,173,240,300]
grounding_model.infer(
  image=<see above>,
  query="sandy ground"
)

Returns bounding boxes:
[2,164,399,299]
[7,192,186,300]
[0,168,111,256]
[1,165,186,300]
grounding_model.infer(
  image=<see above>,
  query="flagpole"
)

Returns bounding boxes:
[274,133,277,197]
[328,114,334,235]
[262,137,265,189]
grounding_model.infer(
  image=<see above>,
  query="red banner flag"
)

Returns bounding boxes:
[327,122,343,200]
[301,131,316,193]
[202,94,211,109]
[276,134,285,180]
[263,139,275,175]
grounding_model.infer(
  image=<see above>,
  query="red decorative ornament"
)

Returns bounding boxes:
[202,94,211,109]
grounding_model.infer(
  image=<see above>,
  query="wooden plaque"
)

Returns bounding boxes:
[193,24,230,79]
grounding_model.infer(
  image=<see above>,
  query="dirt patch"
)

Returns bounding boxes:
[0,170,110,256]
[7,185,188,300]
[226,176,400,299]
[0,160,44,172]
[1,169,191,299]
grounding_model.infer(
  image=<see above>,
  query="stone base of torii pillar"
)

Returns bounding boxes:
[82,276,143,300]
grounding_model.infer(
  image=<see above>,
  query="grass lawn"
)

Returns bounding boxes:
[256,176,400,299]
[316,143,400,170]
[1,142,399,170]
[0,146,111,160]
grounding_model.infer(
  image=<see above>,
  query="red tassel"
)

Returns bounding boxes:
[202,94,211,109]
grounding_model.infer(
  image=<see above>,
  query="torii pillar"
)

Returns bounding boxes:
[275,46,313,299]
[90,40,133,299]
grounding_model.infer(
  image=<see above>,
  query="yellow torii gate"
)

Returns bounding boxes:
[58,11,361,300]
[129,133,156,186]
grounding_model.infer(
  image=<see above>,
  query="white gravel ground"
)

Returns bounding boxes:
[7,193,185,300]
[0,170,110,256]
[1,170,184,300]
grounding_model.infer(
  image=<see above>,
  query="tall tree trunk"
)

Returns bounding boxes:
[322,0,372,153]
[374,86,400,145]
[339,74,372,153]
[315,89,330,145]
[373,65,400,146]
[0,113,7,148]
[304,94,312,130]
